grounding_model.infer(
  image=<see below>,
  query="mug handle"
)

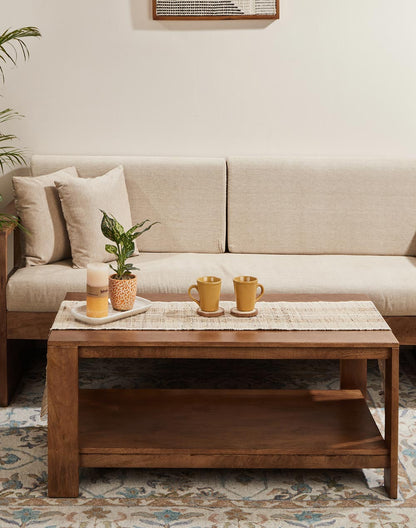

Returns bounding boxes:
[188,285,200,306]
[256,284,265,302]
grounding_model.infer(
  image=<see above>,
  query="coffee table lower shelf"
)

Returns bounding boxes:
[78,388,388,470]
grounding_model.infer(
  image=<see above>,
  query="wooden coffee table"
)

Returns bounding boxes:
[47,293,399,498]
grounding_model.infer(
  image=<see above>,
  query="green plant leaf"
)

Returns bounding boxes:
[126,219,150,235]
[100,210,119,242]
[0,109,26,174]
[134,221,160,239]
[0,133,19,143]
[121,236,134,254]
[0,147,26,173]
[0,108,22,124]
[100,211,158,277]
[105,244,117,255]
[0,26,41,82]
[0,27,40,173]
[112,216,125,238]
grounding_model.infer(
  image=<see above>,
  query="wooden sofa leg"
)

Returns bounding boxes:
[0,331,7,406]
[0,338,24,406]
[1,223,22,406]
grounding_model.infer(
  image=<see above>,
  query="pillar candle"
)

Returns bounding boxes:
[86,263,109,318]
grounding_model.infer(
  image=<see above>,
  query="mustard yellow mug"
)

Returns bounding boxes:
[188,276,222,312]
[233,276,264,312]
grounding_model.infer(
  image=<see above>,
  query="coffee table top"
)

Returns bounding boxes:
[47,293,398,350]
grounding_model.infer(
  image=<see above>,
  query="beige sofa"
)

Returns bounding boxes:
[2,155,416,404]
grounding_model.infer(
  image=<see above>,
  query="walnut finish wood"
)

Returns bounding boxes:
[47,293,399,498]
[7,312,56,340]
[47,345,79,498]
[6,292,412,406]
[3,199,16,216]
[384,316,416,345]
[13,227,23,270]
[79,389,386,456]
[3,200,23,270]
[4,315,411,346]
[340,359,368,397]
[6,312,413,346]
[2,340,25,405]
[384,347,399,499]
[80,453,389,469]
[0,221,18,406]
[0,228,8,406]
[52,330,397,347]
[78,346,391,360]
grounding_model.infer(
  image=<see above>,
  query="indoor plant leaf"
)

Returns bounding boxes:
[100,210,158,280]
[100,210,120,243]
[105,244,118,255]
[0,26,41,81]
[0,26,40,230]
[133,221,160,239]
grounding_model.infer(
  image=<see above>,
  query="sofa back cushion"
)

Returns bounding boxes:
[228,157,416,256]
[31,155,227,253]
[13,167,79,266]
[55,165,136,268]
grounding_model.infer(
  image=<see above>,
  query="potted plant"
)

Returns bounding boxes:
[100,210,158,311]
[0,27,41,230]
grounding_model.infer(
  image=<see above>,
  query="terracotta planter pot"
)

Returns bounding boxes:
[109,274,137,311]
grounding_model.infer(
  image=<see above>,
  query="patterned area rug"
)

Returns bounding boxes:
[1,349,416,527]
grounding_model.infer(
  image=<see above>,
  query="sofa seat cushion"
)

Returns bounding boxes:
[7,254,416,316]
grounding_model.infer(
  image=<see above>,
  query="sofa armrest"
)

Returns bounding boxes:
[1,198,18,224]
[1,198,17,216]
[0,200,22,286]
[0,201,22,406]
[1,199,19,236]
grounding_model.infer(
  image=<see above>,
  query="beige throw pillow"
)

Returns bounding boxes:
[13,167,79,266]
[55,165,134,268]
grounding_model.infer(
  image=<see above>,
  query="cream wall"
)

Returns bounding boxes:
[1,0,416,205]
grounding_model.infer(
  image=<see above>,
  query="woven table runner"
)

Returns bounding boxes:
[51,300,390,331]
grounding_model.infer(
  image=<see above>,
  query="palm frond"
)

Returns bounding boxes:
[0,147,26,172]
[0,133,18,143]
[0,26,40,81]
[0,108,22,124]
[0,107,24,173]
[0,26,39,228]
[0,27,39,175]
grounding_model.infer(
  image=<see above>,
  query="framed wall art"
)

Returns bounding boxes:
[153,0,279,20]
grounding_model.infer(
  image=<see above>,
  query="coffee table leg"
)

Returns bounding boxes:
[47,344,79,497]
[340,359,367,397]
[384,347,399,499]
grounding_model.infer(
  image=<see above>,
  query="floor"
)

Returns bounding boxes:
[1,347,416,527]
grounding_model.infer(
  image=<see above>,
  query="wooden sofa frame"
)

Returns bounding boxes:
[2,199,416,405]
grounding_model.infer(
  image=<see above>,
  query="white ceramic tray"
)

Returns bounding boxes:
[71,296,152,325]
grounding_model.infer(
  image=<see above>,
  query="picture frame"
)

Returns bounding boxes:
[152,0,279,20]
